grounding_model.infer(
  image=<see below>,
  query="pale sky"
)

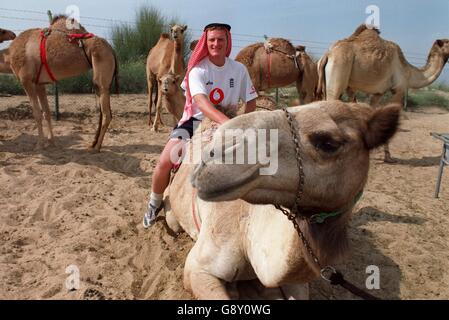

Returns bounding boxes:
[1,0,449,81]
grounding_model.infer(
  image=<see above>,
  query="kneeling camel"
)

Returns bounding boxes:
[162,101,400,299]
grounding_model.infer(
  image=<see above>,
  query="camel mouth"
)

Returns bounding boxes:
[193,163,262,201]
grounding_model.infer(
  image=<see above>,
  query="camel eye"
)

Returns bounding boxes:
[309,133,344,154]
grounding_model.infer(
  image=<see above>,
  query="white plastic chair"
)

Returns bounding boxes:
[431,132,449,198]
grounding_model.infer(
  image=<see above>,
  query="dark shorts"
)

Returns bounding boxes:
[169,117,200,140]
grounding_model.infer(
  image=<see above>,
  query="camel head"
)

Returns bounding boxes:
[170,24,187,41]
[0,28,16,43]
[295,45,306,52]
[192,101,400,214]
[433,39,449,62]
[158,72,181,95]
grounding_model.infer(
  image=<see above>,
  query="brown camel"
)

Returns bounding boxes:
[157,72,185,126]
[7,15,118,150]
[235,38,317,105]
[163,101,400,299]
[317,24,449,162]
[0,28,16,43]
[0,29,16,74]
[295,45,318,104]
[146,24,187,131]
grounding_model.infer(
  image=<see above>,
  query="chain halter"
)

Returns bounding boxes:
[275,107,380,300]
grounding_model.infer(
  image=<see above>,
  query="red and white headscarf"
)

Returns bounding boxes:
[179,27,232,124]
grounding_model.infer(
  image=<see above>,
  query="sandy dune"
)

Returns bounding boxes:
[0,94,448,299]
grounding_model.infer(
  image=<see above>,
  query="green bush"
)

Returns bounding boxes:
[117,61,147,93]
[0,74,24,95]
[429,82,449,92]
[408,90,449,109]
[48,71,94,94]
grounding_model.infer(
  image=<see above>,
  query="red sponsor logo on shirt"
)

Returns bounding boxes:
[209,88,225,105]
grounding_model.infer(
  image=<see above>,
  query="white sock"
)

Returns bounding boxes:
[149,192,163,208]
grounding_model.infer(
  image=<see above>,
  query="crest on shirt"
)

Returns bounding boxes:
[206,80,213,86]
[229,78,234,88]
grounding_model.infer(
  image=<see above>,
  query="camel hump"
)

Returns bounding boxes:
[295,45,306,52]
[50,14,67,25]
[266,38,295,54]
[49,14,87,33]
[348,24,380,39]
[235,42,263,67]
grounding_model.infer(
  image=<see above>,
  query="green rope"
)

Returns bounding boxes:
[309,190,363,224]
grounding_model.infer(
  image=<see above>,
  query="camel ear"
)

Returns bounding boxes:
[436,39,445,47]
[169,24,174,29]
[183,25,188,31]
[296,45,306,52]
[175,75,181,82]
[363,104,400,150]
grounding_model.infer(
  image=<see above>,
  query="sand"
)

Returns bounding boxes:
[0,94,448,299]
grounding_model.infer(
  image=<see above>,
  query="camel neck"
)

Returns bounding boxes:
[170,39,184,74]
[407,47,446,89]
[0,48,12,74]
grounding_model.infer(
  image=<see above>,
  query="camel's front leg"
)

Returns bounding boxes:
[21,80,45,149]
[147,73,156,126]
[152,87,163,132]
[187,270,231,300]
[36,84,55,146]
[92,89,112,151]
[184,246,232,300]
[382,89,404,163]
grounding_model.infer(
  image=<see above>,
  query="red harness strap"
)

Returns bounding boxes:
[35,31,95,84]
[67,33,94,43]
[36,30,57,84]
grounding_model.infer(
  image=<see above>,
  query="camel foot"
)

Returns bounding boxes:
[45,139,56,148]
[151,127,159,132]
[87,144,101,153]
[383,154,396,163]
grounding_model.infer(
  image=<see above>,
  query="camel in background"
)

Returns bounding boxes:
[236,38,318,105]
[163,101,400,299]
[146,24,187,131]
[157,72,185,125]
[295,45,318,104]
[0,28,16,43]
[0,29,16,73]
[317,24,449,162]
[7,15,118,151]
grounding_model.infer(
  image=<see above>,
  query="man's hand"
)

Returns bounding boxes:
[194,94,229,124]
